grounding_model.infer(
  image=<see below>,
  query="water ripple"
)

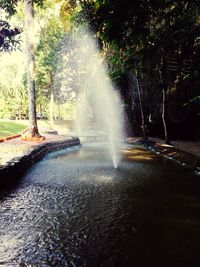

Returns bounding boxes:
[0,144,200,266]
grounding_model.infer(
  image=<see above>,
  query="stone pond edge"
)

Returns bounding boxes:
[138,139,200,174]
[1,137,200,188]
[0,137,81,188]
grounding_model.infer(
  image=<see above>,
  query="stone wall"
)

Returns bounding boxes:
[0,137,80,188]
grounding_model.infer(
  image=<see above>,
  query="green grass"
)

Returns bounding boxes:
[0,121,27,138]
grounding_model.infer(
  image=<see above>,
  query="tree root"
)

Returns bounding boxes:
[21,127,45,142]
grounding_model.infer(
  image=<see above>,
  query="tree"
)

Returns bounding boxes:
[35,12,65,124]
[80,0,200,141]
[35,0,77,123]
[1,0,45,139]
[0,57,28,119]
[22,0,44,140]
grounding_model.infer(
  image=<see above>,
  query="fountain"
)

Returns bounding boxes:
[71,27,124,168]
[1,142,199,266]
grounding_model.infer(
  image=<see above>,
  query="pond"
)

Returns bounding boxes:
[0,143,200,267]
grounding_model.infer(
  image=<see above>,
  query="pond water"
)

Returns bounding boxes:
[0,144,200,267]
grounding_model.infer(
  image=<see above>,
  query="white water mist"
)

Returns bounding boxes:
[73,27,124,168]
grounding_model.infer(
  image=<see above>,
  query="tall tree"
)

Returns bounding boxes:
[1,0,44,139]
[35,12,65,124]
[22,0,44,140]
[35,0,77,123]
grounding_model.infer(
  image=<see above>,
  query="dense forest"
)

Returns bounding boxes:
[0,0,200,142]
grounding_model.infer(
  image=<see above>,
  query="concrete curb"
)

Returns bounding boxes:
[0,133,22,143]
[0,137,81,188]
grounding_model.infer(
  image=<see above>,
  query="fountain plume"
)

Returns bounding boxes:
[66,26,124,167]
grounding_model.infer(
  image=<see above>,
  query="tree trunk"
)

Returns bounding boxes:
[50,90,54,126]
[162,87,170,144]
[136,76,147,139]
[22,0,44,140]
[49,72,54,126]
[158,68,170,145]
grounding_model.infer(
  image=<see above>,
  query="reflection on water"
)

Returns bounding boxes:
[0,144,200,267]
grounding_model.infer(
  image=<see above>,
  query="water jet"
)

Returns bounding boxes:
[69,27,124,168]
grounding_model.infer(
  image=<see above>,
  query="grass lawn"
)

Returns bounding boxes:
[0,120,28,138]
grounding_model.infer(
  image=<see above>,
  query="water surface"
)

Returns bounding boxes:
[0,144,200,267]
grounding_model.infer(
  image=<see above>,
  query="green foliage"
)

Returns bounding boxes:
[0,54,28,119]
[0,0,45,51]
[104,45,135,81]
[183,96,200,117]
[184,96,200,106]
[0,0,77,121]
[53,100,76,120]
[35,0,78,118]
[34,1,66,110]
[0,20,21,51]
[76,0,200,138]
[0,0,18,16]
[0,0,44,15]
[85,0,200,76]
